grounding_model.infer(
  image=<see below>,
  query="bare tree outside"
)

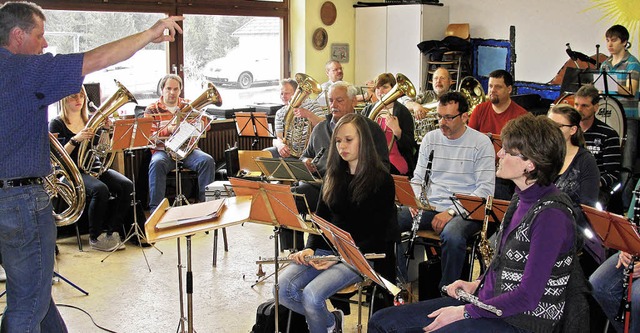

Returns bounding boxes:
[43,10,282,117]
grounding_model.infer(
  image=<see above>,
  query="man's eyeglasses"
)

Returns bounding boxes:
[434,113,462,121]
[556,123,574,129]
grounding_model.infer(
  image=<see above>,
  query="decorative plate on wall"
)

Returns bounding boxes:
[313,28,328,50]
[321,1,337,26]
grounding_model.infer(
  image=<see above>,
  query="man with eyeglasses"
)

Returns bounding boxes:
[315,60,344,107]
[396,91,495,289]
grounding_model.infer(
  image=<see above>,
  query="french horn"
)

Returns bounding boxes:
[458,76,486,114]
[283,73,322,158]
[164,82,222,160]
[46,133,86,226]
[77,80,137,177]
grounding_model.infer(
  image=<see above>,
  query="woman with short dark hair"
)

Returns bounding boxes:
[362,73,417,177]
[369,114,579,333]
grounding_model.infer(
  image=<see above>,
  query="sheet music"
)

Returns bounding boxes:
[594,74,621,93]
[165,122,198,152]
[155,199,226,229]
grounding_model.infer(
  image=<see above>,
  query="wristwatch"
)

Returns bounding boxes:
[463,308,471,319]
[69,138,80,147]
[447,208,456,217]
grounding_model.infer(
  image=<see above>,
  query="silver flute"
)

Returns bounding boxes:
[441,285,503,316]
[256,253,385,265]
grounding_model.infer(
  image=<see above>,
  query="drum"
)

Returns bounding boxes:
[554,93,627,145]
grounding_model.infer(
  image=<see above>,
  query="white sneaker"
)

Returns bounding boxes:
[90,233,120,252]
[0,264,6,282]
[106,233,126,251]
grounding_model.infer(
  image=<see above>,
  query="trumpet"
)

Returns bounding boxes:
[256,253,385,265]
[441,285,503,316]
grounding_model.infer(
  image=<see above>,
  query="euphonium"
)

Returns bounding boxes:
[77,80,137,177]
[46,133,86,226]
[368,73,416,149]
[367,73,416,121]
[414,98,439,143]
[283,73,322,158]
[458,76,486,114]
[165,82,222,160]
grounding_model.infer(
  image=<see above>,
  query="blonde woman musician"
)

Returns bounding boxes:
[49,87,132,252]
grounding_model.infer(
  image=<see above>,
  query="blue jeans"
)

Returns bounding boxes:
[396,207,481,287]
[276,249,362,333]
[589,252,640,333]
[368,297,526,333]
[0,184,67,332]
[148,149,215,210]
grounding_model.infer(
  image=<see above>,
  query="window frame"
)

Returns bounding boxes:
[35,0,290,94]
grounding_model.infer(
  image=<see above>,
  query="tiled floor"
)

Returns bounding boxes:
[0,222,371,333]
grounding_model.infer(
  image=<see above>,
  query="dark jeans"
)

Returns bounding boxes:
[83,169,134,239]
[396,207,481,287]
[368,297,527,333]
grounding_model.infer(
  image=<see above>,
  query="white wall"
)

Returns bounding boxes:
[445,0,639,84]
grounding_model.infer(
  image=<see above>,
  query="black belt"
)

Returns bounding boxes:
[0,177,44,188]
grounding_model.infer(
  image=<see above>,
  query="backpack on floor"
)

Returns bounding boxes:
[251,299,308,333]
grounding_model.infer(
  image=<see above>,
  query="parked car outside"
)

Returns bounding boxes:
[85,49,167,102]
[203,47,279,89]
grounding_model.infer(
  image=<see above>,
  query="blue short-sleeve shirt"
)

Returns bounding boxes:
[0,48,84,179]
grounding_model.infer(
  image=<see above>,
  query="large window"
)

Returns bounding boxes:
[40,1,288,117]
[44,10,167,117]
[182,15,283,107]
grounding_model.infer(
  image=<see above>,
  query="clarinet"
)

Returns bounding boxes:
[615,187,640,329]
[404,150,434,263]
[441,285,503,316]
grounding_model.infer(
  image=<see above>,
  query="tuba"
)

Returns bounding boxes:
[458,76,486,114]
[77,80,137,177]
[164,82,222,160]
[46,133,86,226]
[283,73,322,158]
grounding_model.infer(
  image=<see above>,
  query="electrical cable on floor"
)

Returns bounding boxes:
[56,304,118,333]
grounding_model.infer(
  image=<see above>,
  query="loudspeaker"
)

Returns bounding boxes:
[83,83,101,109]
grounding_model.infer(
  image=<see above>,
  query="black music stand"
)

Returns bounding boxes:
[582,204,640,333]
[101,117,163,270]
[235,112,274,148]
[450,193,509,223]
[593,70,634,98]
[254,157,321,183]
